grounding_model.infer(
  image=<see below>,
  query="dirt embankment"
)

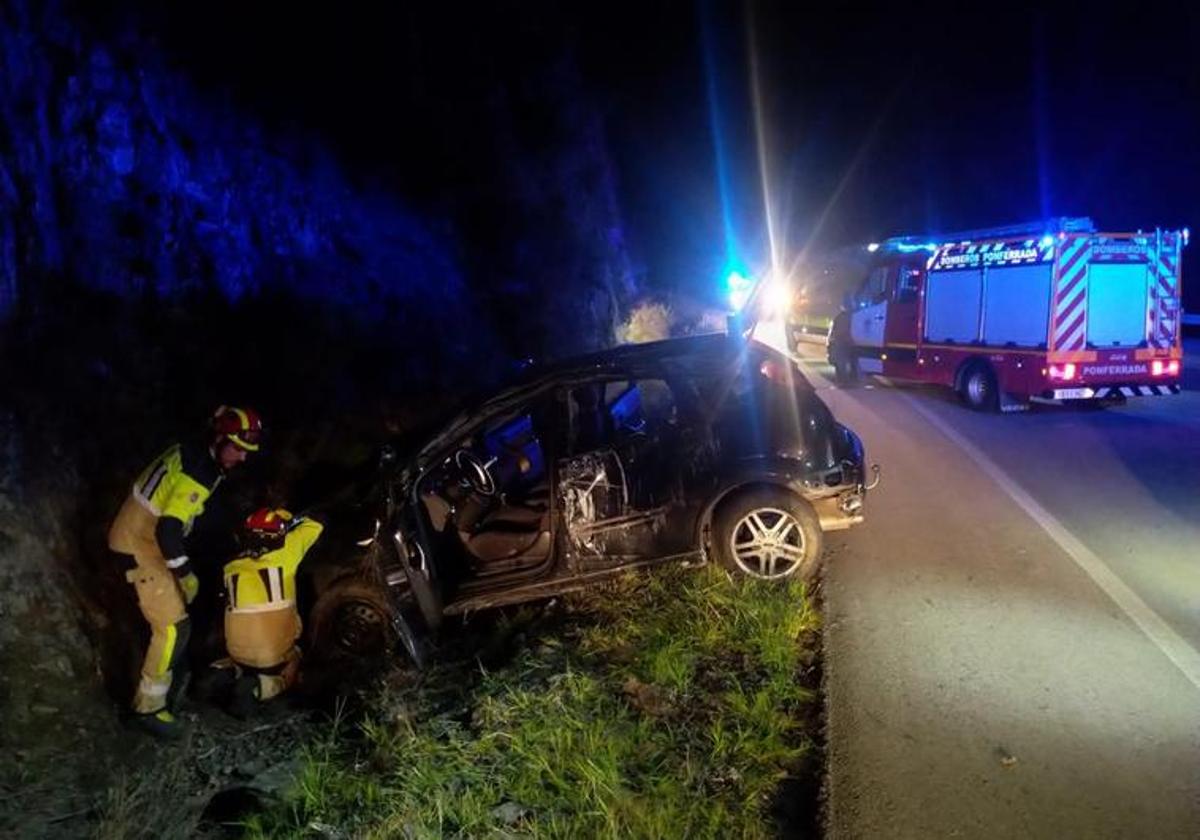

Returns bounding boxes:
[0,409,125,835]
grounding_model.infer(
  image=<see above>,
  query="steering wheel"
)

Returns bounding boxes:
[454,449,497,497]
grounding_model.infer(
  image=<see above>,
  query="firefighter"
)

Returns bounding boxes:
[214,507,323,714]
[107,405,263,737]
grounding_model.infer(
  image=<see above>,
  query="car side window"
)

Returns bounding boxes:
[567,379,678,455]
[479,408,547,490]
[605,381,643,434]
[895,267,921,304]
[609,379,676,433]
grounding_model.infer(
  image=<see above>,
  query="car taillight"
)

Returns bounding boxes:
[1151,359,1181,377]
[1049,363,1077,381]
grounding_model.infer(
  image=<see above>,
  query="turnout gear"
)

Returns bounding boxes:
[211,405,263,452]
[108,426,235,719]
[112,442,222,582]
[219,514,323,706]
[179,571,200,605]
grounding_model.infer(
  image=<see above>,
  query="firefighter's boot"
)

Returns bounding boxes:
[131,708,184,740]
[228,673,259,720]
[195,658,241,706]
[255,647,302,703]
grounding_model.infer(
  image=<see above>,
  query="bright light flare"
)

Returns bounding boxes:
[762,278,793,315]
[1151,359,1180,377]
[1048,363,1077,381]
[726,270,754,311]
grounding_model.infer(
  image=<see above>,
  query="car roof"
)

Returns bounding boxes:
[412,333,753,463]
[414,333,779,465]
[525,331,745,380]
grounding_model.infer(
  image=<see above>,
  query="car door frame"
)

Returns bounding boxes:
[394,383,568,625]
[555,374,683,573]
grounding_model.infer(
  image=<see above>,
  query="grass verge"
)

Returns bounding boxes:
[245,564,822,838]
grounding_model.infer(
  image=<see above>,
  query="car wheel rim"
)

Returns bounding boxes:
[334,600,388,655]
[729,507,806,580]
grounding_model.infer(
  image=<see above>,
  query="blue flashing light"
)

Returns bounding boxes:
[1039,235,1055,248]
[867,242,880,252]
[1184,228,1190,247]
[895,242,937,254]
[725,269,754,311]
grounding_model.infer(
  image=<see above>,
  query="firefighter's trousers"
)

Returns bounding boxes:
[108,496,189,714]
[225,606,303,701]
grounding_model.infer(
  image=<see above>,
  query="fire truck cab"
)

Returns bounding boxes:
[827,218,1186,411]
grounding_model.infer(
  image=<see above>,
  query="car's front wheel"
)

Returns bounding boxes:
[712,488,823,582]
[308,578,397,661]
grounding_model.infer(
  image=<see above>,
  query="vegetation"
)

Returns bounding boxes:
[617,301,674,344]
[246,565,822,838]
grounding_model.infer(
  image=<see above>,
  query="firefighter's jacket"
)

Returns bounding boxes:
[222,518,324,668]
[108,442,222,579]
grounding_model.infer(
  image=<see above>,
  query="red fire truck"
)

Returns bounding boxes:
[826,218,1186,411]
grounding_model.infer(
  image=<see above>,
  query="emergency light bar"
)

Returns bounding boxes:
[881,217,1096,252]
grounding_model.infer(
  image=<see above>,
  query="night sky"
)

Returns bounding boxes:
[90,1,1198,300]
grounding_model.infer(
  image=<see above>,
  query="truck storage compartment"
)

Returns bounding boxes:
[924,268,981,343]
[982,263,1052,347]
[1086,263,1148,347]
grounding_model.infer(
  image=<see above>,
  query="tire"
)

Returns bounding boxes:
[830,344,859,385]
[960,362,998,412]
[307,579,397,662]
[712,488,824,583]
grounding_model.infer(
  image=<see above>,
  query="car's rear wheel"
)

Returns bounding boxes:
[712,488,823,582]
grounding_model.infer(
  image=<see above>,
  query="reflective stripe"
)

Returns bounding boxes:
[268,567,284,602]
[132,487,162,516]
[165,555,190,570]
[157,623,177,676]
[139,679,170,697]
[228,599,296,614]
[139,460,169,503]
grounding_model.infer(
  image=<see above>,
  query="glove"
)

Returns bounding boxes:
[179,572,200,606]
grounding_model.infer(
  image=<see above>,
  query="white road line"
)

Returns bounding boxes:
[901,392,1200,693]
[791,349,1200,692]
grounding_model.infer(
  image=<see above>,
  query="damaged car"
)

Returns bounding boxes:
[307,333,879,664]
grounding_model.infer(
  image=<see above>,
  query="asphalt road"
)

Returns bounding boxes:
[797,339,1200,839]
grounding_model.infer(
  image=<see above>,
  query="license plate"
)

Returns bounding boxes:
[1053,388,1095,399]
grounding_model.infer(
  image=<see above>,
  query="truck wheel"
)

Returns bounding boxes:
[960,362,999,412]
[830,345,859,385]
[712,488,823,583]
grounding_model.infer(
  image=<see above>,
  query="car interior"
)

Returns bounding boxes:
[412,374,707,588]
[415,402,556,581]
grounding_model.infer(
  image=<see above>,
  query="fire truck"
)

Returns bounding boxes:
[826,217,1186,411]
